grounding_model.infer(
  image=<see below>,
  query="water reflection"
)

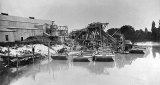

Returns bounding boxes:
[152,46,160,58]
[0,53,147,85]
[114,53,145,69]
[0,65,39,85]
[70,61,114,75]
[87,62,114,75]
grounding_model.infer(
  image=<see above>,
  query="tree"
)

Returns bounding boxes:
[152,21,156,29]
[159,19,160,28]
[107,28,119,35]
[158,20,160,41]
[145,28,148,33]
[120,25,135,41]
[151,21,157,41]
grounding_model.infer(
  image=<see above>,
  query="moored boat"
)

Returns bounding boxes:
[129,46,148,54]
[94,47,115,62]
[71,50,96,62]
[51,53,68,60]
[51,47,68,60]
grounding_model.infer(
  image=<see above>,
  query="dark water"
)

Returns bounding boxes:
[1,43,160,85]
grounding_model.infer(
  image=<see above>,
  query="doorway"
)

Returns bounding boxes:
[21,37,23,41]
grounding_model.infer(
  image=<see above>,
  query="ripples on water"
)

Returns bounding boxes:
[0,42,160,85]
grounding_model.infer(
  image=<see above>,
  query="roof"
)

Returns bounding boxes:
[0,28,15,32]
[0,26,42,31]
[0,14,52,25]
[7,27,42,30]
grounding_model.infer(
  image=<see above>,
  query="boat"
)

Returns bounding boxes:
[94,47,115,62]
[129,46,147,54]
[72,50,96,62]
[51,53,68,60]
[51,47,68,60]
[121,51,129,54]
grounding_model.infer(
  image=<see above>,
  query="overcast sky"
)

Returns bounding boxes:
[0,0,160,31]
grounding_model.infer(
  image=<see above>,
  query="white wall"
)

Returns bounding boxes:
[0,29,43,42]
[13,29,43,41]
[0,31,15,42]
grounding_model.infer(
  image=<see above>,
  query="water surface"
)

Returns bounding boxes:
[1,43,160,85]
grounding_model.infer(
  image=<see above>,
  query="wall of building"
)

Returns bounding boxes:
[0,14,69,42]
[51,31,59,36]
[0,20,37,28]
[0,32,15,42]
[0,14,51,42]
[13,29,43,41]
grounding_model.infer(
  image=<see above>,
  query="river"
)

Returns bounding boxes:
[0,42,160,85]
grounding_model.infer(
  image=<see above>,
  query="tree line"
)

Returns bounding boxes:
[151,20,160,41]
[107,20,160,42]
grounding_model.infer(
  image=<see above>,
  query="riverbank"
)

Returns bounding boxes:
[0,43,70,74]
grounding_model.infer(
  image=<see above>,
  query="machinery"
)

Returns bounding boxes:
[70,22,125,52]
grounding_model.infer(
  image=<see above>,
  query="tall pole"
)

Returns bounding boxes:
[16,54,19,72]
[102,24,104,47]
[100,25,102,47]
[48,42,50,60]
[32,45,35,64]
[7,46,9,66]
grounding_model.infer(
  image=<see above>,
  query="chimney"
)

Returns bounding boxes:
[1,13,9,16]
[29,17,35,19]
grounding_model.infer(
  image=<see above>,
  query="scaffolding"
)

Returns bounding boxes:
[70,22,125,52]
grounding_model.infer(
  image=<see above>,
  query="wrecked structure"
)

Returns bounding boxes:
[70,22,125,52]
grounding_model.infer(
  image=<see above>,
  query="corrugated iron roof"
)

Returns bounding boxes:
[0,26,42,31]
[0,28,15,32]
[7,27,42,30]
[0,14,52,25]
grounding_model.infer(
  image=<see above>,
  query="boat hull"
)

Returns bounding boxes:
[129,50,145,54]
[51,55,68,60]
[94,55,114,62]
[73,57,92,62]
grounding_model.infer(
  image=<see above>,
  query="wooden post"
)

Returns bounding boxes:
[16,54,18,68]
[48,42,50,60]
[7,46,10,66]
[15,55,19,81]
[32,45,35,63]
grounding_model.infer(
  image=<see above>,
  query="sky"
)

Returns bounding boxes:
[0,0,160,31]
